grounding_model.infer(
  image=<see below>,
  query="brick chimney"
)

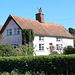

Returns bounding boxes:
[36,8,44,23]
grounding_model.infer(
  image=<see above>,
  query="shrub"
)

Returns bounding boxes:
[63,46,75,54]
[13,45,34,56]
[0,55,75,75]
[0,43,13,56]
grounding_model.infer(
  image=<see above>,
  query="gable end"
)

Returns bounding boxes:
[1,15,22,34]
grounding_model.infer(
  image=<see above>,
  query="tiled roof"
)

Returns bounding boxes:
[11,15,74,38]
[1,15,74,38]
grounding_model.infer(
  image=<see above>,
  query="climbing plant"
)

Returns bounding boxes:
[22,29,35,45]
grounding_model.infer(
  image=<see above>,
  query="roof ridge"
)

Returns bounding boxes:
[10,14,39,22]
[11,15,62,26]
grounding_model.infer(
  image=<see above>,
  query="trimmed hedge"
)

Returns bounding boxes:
[0,55,75,75]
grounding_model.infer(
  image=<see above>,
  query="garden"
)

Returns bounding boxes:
[0,29,75,75]
[0,43,75,75]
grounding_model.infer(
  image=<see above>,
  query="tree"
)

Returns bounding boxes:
[68,28,75,34]
[22,29,27,45]
[22,29,35,45]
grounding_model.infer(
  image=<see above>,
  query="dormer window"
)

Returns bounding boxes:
[39,36,44,40]
[6,29,12,35]
[14,28,20,35]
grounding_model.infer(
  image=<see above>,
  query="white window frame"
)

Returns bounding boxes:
[39,36,44,40]
[6,29,12,35]
[56,44,62,50]
[14,28,20,35]
[39,44,44,50]
[56,37,62,42]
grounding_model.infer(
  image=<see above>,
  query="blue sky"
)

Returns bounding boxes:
[0,0,75,30]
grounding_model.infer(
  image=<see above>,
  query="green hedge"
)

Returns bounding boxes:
[0,55,75,75]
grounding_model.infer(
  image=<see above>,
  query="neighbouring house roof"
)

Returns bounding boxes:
[1,15,74,39]
[0,24,2,30]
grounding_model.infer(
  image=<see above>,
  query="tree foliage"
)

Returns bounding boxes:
[68,28,75,34]
[22,29,35,45]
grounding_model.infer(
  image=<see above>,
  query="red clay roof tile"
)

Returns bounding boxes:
[11,15,74,38]
[1,15,74,38]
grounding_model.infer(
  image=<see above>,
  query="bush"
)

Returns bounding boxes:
[13,45,34,56]
[63,46,75,54]
[0,70,46,75]
[0,43,13,56]
[0,55,75,75]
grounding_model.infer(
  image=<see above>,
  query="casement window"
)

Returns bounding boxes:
[39,44,44,50]
[56,44,62,50]
[13,44,18,48]
[56,37,62,42]
[6,29,12,35]
[14,28,20,35]
[39,36,44,40]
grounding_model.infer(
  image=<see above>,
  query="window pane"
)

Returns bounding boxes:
[14,28,20,35]
[39,36,44,40]
[7,29,12,35]
[56,44,62,50]
[39,44,44,50]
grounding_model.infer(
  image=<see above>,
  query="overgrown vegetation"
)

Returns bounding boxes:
[22,29,35,45]
[63,45,75,54]
[0,55,75,75]
[0,43,34,57]
[13,45,34,56]
[0,43,13,56]
[0,70,46,75]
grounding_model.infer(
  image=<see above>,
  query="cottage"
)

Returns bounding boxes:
[0,8,74,55]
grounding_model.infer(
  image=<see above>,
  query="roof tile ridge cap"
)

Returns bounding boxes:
[44,22,62,26]
[10,14,38,22]
[10,15,22,29]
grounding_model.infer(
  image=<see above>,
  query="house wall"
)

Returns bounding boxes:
[1,19,74,56]
[33,36,74,56]
[2,19,22,45]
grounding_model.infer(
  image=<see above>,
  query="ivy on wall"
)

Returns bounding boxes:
[22,29,35,45]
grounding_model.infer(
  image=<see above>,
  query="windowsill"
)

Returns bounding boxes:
[56,41,62,42]
[39,50,45,52]
[39,40,44,42]
[6,35,12,36]
[6,34,20,36]
[14,34,20,35]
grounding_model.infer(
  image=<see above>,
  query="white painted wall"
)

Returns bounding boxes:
[2,19,22,45]
[33,36,74,56]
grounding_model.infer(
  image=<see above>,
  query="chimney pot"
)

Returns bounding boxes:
[36,8,44,23]
[39,8,42,12]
